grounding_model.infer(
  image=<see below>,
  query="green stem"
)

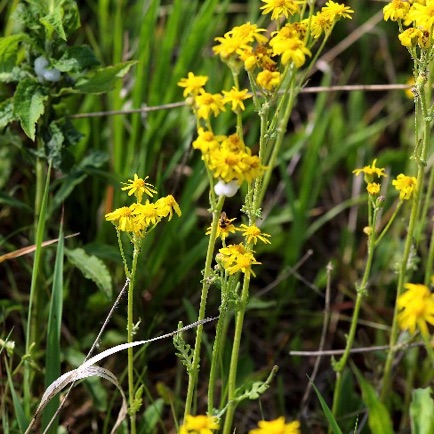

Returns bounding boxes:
[184,195,225,420]
[331,205,379,421]
[374,201,403,248]
[207,275,230,414]
[381,74,430,402]
[222,275,250,434]
[127,239,140,434]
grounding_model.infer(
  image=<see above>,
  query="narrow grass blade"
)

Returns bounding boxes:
[5,361,28,432]
[42,219,64,432]
[309,377,343,434]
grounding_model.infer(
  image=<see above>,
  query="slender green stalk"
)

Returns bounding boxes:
[24,159,52,416]
[222,274,250,434]
[207,276,230,414]
[127,238,141,434]
[184,195,225,420]
[331,204,379,421]
[374,201,403,247]
[381,73,430,402]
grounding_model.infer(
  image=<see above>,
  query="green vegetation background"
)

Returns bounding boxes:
[0,0,418,432]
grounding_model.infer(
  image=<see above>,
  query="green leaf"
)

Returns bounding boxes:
[0,34,29,81]
[53,45,100,72]
[40,6,67,40]
[310,378,343,434]
[0,98,17,129]
[352,365,393,434]
[65,247,112,297]
[74,60,137,94]
[13,78,47,140]
[410,388,434,434]
[140,398,164,434]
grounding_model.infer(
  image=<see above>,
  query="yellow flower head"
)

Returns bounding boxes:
[398,283,434,336]
[222,87,252,112]
[308,12,334,38]
[179,415,220,434]
[105,206,135,232]
[131,201,161,231]
[256,69,281,91]
[155,195,182,220]
[219,244,261,278]
[121,174,157,203]
[239,224,272,245]
[407,1,434,30]
[213,33,250,60]
[398,27,424,47]
[392,173,417,200]
[192,129,225,156]
[240,45,276,71]
[260,0,300,21]
[270,36,311,68]
[366,182,381,196]
[249,417,301,434]
[195,90,226,120]
[229,22,269,45]
[178,72,209,97]
[352,159,387,183]
[383,0,411,21]
[321,1,354,21]
[207,212,237,240]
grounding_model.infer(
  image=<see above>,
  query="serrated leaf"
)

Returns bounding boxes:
[53,45,100,72]
[0,98,17,129]
[410,388,434,434]
[40,6,66,40]
[74,61,137,94]
[65,248,112,297]
[13,78,47,140]
[44,121,64,169]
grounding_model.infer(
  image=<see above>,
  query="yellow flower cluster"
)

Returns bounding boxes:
[398,283,434,336]
[179,415,219,434]
[249,416,301,434]
[218,244,261,278]
[192,129,266,185]
[383,0,434,47]
[105,174,181,236]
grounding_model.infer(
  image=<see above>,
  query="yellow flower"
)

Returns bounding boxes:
[321,1,354,21]
[308,12,334,38]
[383,0,411,21]
[398,27,423,47]
[398,283,434,336]
[155,195,182,220]
[407,1,434,30]
[179,415,220,434]
[271,37,311,68]
[352,159,387,182]
[239,224,271,245]
[240,45,276,71]
[206,212,237,240]
[192,129,225,156]
[178,72,208,97]
[105,206,135,232]
[366,182,381,196]
[256,69,281,90]
[195,90,225,120]
[121,174,157,203]
[260,0,299,21]
[249,417,301,434]
[131,201,161,230]
[213,33,250,60]
[222,87,251,112]
[392,173,417,200]
[219,244,261,277]
[229,22,268,45]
